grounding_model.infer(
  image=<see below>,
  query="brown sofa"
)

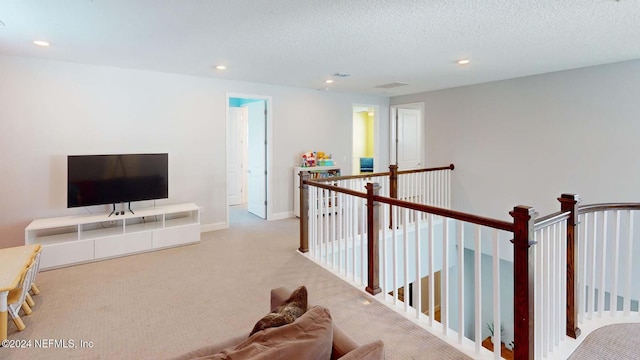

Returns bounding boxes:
[171,286,384,360]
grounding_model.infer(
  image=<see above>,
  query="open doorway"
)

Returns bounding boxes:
[226,94,272,226]
[352,105,379,175]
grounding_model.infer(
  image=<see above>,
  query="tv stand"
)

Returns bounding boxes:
[25,203,200,270]
[108,203,117,217]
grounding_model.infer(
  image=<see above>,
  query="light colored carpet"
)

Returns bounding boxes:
[568,323,640,360]
[2,207,470,359]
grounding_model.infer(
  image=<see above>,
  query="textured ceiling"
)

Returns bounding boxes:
[0,0,639,96]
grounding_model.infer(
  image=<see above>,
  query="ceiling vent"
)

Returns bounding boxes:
[375,82,410,89]
[333,73,351,78]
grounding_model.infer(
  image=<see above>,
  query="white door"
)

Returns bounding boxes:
[228,107,246,205]
[391,106,422,170]
[247,100,267,219]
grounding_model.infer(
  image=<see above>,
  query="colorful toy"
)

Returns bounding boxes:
[302,152,316,167]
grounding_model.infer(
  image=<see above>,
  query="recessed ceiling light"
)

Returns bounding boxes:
[457,59,470,65]
[325,79,334,84]
[33,40,50,47]
[215,65,227,70]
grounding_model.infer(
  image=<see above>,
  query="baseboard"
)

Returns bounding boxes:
[200,221,228,233]
[270,211,294,221]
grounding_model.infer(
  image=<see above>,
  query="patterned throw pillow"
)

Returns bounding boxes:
[249,285,308,336]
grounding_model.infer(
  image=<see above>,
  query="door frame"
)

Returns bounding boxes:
[225,93,273,225]
[389,102,424,167]
[352,104,381,173]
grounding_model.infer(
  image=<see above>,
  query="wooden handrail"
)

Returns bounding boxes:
[309,174,513,233]
[578,202,640,214]
[306,163,454,183]
[311,172,390,182]
[373,194,514,232]
[304,179,367,199]
[397,163,455,175]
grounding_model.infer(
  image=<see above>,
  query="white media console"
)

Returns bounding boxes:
[25,203,201,270]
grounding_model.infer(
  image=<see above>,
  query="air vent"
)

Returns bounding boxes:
[333,73,351,78]
[375,82,410,89]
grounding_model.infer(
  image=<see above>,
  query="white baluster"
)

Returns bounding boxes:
[560,222,567,344]
[381,201,387,296]
[611,210,620,316]
[428,213,435,327]
[598,211,607,316]
[457,221,465,344]
[361,197,366,286]
[544,227,555,354]
[442,218,449,335]
[415,209,421,319]
[624,211,634,316]
[403,208,409,313]
[588,212,596,320]
[392,205,398,305]
[351,184,357,282]
[551,224,557,347]
[492,229,501,360]
[534,229,544,357]
[474,225,482,354]
[577,214,585,323]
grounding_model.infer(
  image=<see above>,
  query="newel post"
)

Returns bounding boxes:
[298,171,310,253]
[559,193,582,339]
[366,182,381,295]
[389,165,398,228]
[510,205,536,360]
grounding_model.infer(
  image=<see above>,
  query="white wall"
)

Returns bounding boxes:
[0,54,389,248]
[391,60,640,221]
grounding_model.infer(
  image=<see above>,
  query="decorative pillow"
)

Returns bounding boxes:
[250,285,308,336]
[338,340,385,360]
[210,305,333,360]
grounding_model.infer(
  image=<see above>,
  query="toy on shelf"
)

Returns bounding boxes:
[301,151,335,167]
[302,152,316,167]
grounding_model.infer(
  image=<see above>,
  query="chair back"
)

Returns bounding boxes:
[31,248,42,279]
[13,261,36,306]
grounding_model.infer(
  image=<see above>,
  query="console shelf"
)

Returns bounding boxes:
[25,203,201,270]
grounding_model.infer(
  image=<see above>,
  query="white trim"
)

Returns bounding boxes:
[225,93,273,224]
[271,211,294,221]
[352,103,381,173]
[201,222,228,233]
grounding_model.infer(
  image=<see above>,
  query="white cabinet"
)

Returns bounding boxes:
[293,166,341,217]
[25,203,200,270]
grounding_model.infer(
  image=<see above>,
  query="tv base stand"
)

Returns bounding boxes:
[25,203,200,270]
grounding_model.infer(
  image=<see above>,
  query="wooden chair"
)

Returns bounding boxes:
[7,260,37,331]
[25,248,42,307]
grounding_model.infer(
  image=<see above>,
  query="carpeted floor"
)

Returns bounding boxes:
[2,206,471,360]
[568,323,640,360]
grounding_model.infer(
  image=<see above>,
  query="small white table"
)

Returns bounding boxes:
[0,244,40,342]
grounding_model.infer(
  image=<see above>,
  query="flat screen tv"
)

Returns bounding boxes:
[67,153,168,208]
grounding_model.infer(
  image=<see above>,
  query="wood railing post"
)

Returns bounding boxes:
[389,165,398,228]
[298,171,310,253]
[366,182,381,295]
[510,205,536,360]
[559,193,582,339]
